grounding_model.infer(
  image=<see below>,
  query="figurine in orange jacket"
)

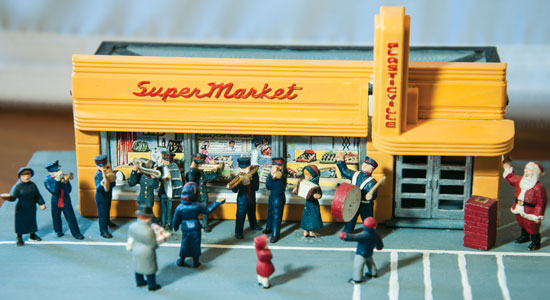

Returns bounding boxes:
[255,234,275,289]
[503,159,548,251]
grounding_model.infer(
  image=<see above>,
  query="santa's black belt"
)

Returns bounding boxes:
[516,199,536,208]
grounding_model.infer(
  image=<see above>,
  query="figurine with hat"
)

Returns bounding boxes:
[93,154,117,238]
[128,158,160,222]
[294,164,323,238]
[126,205,161,291]
[503,157,548,250]
[254,234,275,289]
[172,182,226,268]
[336,153,383,233]
[263,157,287,243]
[231,156,263,239]
[157,150,183,231]
[43,160,84,240]
[185,153,219,232]
[339,217,384,284]
[1,167,46,246]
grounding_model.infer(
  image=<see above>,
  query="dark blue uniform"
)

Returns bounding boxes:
[232,171,261,237]
[94,171,115,235]
[128,171,160,207]
[300,182,324,231]
[344,227,384,258]
[44,176,83,238]
[186,167,218,230]
[265,173,287,239]
[172,200,222,266]
[7,181,45,235]
[337,161,378,233]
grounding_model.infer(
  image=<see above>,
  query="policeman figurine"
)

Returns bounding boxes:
[158,151,183,231]
[44,160,84,239]
[336,154,380,233]
[94,154,117,238]
[185,153,218,232]
[232,157,262,239]
[263,157,287,243]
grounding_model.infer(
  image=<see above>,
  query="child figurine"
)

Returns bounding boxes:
[1,167,46,246]
[502,158,548,250]
[126,205,162,291]
[172,182,225,268]
[264,157,287,243]
[293,165,323,238]
[339,217,384,284]
[43,160,84,240]
[255,234,275,289]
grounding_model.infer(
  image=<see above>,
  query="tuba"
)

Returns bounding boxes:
[226,165,259,190]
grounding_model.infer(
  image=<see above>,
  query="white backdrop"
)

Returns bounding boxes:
[0,0,548,127]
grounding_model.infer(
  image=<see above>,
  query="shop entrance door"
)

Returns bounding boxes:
[394,156,473,220]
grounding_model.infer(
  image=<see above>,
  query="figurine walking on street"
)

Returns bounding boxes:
[1,167,46,246]
[44,160,84,240]
[503,158,548,250]
[339,217,384,284]
[255,234,275,289]
[264,157,287,243]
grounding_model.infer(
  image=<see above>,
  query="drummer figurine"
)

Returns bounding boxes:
[336,154,382,233]
[263,157,287,243]
[339,217,384,284]
[158,151,183,231]
[185,153,219,232]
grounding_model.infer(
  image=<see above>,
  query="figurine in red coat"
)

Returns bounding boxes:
[254,234,275,289]
[503,159,548,250]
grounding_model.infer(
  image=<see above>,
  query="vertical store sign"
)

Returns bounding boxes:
[373,7,410,136]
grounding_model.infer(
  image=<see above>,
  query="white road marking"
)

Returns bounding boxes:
[352,283,361,300]
[458,254,472,300]
[423,252,433,300]
[389,251,399,300]
[496,254,512,300]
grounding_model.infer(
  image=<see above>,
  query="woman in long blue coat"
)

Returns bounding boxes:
[172,182,225,268]
[296,165,323,237]
[2,167,46,246]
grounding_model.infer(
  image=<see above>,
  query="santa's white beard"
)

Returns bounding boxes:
[520,175,537,191]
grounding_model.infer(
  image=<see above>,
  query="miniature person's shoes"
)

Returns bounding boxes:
[192,261,201,268]
[528,242,541,251]
[148,284,161,291]
[365,273,378,278]
[108,222,118,229]
[234,233,243,239]
[73,234,85,240]
[270,236,279,243]
[252,225,263,231]
[16,237,24,247]
[262,228,272,234]
[56,232,64,237]
[258,282,271,289]
[100,232,113,239]
[203,225,212,232]
[348,279,363,285]
[176,258,186,267]
[514,235,530,243]
[29,233,42,241]
[136,282,147,287]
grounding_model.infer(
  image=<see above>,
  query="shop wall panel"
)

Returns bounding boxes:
[74,129,100,145]
[473,156,502,177]
[472,175,501,200]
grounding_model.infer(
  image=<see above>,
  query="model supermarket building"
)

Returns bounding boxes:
[72,7,513,228]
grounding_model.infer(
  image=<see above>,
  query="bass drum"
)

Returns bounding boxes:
[331,183,361,222]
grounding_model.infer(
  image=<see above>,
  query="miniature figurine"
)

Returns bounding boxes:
[336,154,384,233]
[128,158,160,222]
[502,158,548,250]
[339,217,384,284]
[260,138,272,156]
[158,151,183,231]
[263,157,287,243]
[250,142,261,166]
[172,182,225,268]
[200,141,213,164]
[185,153,218,232]
[230,157,262,239]
[255,234,275,289]
[293,165,323,237]
[126,205,161,291]
[1,167,46,246]
[94,154,117,238]
[43,160,84,240]
[224,140,237,152]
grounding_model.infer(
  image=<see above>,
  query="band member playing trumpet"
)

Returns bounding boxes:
[129,158,160,221]
[263,157,287,243]
[94,154,117,238]
[185,153,218,232]
[44,160,84,240]
[336,154,381,233]
[232,157,262,239]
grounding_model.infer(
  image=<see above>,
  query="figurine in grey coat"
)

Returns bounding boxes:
[127,206,161,291]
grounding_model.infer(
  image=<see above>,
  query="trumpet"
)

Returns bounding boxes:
[116,158,161,179]
[100,166,117,192]
[226,165,259,190]
[60,172,73,183]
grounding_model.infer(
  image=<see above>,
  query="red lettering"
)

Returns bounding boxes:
[387,57,398,64]
[385,121,396,128]
[149,87,163,97]
[387,87,396,93]
[387,42,398,48]
[284,84,301,100]
[133,81,150,96]
[255,83,273,99]
[272,88,285,99]
[178,87,191,97]
[160,88,178,102]
[386,107,396,114]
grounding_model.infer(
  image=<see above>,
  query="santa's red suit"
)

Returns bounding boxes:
[504,166,547,235]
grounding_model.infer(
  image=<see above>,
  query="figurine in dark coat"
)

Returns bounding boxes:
[172,182,225,268]
[128,158,160,208]
[294,164,323,237]
[337,154,379,233]
[158,151,183,231]
[263,157,287,243]
[255,234,275,289]
[339,217,384,284]
[94,154,117,239]
[1,167,46,246]
[185,153,218,232]
[232,157,262,239]
[43,160,84,240]
[127,205,161,291]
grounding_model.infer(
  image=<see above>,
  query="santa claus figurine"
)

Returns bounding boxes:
[254,234,275,289]
[503,158,548,250]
